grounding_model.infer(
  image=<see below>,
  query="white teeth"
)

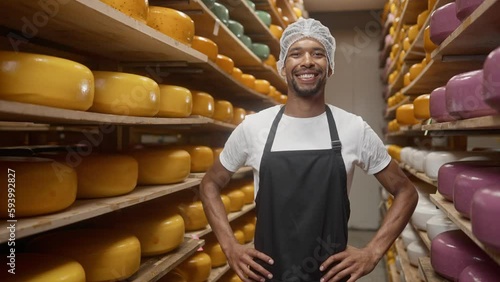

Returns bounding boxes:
[298,74,314,79]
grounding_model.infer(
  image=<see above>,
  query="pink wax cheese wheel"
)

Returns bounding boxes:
[455,0,485,22]
[471,186,500,252]
[483,47,500,110]
[429,3,462,45]
[430,86,456,122]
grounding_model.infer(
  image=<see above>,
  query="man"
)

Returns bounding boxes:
[199,18,418,282]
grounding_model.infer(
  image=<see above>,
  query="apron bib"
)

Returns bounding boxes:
[254,105,350,282]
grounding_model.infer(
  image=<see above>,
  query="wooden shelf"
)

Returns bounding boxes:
[385,96,411,119]
[0,0,206,63]
[395,238,421,282]
[386,125,425,137]
[431,0,500,60]
[189,166,253,179]
[208,264,231,282]
[413,223,432,250]
[399,0,428,27]
[418,257,448,282]
[254,0,287,29]
[422,115,500,131]
[401,58,484,96]
[128,238,204,282]
[400,162,437,187]
[0,178,201,243]
[217,0,280,58]
[276,0,298,23]
[185,203,256,238]
[430,192,500,265]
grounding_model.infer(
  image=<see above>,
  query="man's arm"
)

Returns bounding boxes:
[199,158,274,282]
[319,159,418,282]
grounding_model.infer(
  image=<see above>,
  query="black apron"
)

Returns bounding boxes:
[254,105,350,282]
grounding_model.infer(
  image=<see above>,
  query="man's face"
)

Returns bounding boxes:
[281,38,331,97]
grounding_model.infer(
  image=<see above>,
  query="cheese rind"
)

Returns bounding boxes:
[129,149,191,185]
[176,252,212,282]
[148,6,195,46]
[100,0,148,23]
[191,91,215,117]
[192,36,218,61]
[157,85,193,118]
[213,100,234,123]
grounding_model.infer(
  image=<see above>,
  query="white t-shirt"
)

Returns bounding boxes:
[220,104,391,197]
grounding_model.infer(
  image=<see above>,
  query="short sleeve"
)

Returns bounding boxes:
[358,122,391,174]
[219,123,249,172]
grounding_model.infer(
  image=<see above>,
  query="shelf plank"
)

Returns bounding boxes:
[402,163,437,187]
[189,166,253,179]
[413,224,432,250]
[186,203,256,238]
[395,238,421,282]
[430,192,500,265]
[401,58,484,96]
[0,178,201,243]
[0,0,206,63]
[276,0,298,23]
[217,0,280,58]
[418,257,448,282]
[432,0,500,59]
[422,115,500,131]
[385,96,411,119]
[128,238,204,282]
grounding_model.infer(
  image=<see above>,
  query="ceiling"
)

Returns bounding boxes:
[303,0,386,12]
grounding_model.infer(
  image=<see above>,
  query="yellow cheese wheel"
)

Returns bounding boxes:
[216,54,234,75]
[396,104,420,125]
[174,145,214,172]
[408,25,419,43]
[224,189,245,212]
[0,51,94,111]
[0,157,77,218]
[213,147,223,160]
[191,91,215,117]
[268,85,276,97]
[204,236,227,267]
[242,222,255,243]
[423,26,437,53]
[232,67,243,82]
[282,16,290,26]
[388,71,398,85]
[269,24,283,39]
[158,269,187,282]
[157,85,192,117]
[264,54,277,69]
[425,52,431,64]
[91,71,160,117]
[413,94,431,120]
[192,36,218,62]
[148,6,194,46]
[100,0,148,23]
[293,7,302,18]
[240,183,255,204]
[213,100,234,123]
[403,37,411,51]
[404,72,411,87]
[254,79,271,95]
[234,229,245,244]
[232,107,246,125]
[176,252,212,282]
[388,96,396,107]
[0,253,85,282]
[220,272,243,282]
[177,199,208,231]
[269,89,281,100]
[129,148,191,185]
[27,229,141,282]
[417,10,430,30]
[221,194,231,214]
[409,63,423,81]
[241,74,256,89]
[278,94,288,104]
[69,154,138,199]
[115,206,185,256]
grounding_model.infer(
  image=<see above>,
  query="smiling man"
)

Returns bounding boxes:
[199,18,418,282]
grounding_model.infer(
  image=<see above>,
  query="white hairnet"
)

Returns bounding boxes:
[277,18,336,77]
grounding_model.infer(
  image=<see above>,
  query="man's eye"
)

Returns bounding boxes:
[314,52,325,57]
[290,53,300,58]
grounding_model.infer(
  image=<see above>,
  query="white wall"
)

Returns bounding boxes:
[311,11,387,229]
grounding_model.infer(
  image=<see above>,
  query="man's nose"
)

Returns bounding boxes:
[300,52,315,67]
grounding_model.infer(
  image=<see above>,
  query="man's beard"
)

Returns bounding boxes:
[290,73,325,97]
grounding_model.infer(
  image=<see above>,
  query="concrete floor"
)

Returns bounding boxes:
[348,229,388,282]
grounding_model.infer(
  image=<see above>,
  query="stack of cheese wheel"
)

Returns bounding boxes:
[216,54,235,75]
[173,145,214,172]
[431,230,492,281]
[203,233,227,267]
[191,91,215,117]
[241,74,256,89]
[129,148,191,185]
[168,190,208,231]
[112,200,185,256]
[232,67,243,82]
[54,154,139,199]
[213,100,234,123]
[423,26,437,64]
[0,253,85,282]
[471,186,500,252]
[387,119,400,132]
[27,229,141,282]
[148,6,194,46]
[191,35,218,62]
[424,151,467,180]
[235,216,256,243]
[232,107,247,125]
[158,269,186,282]
[174,252,212,282]
[429,3,461,45]
[221,194,232,214]
[0,51,94,111]
[396,104,420,126]
[430,86,457,122]
[254,79,271,95]
[413,94,430,120]
[223,181,246,212]
[157,85,193,118]
[0,157,77,218]
[100,0,148,23]
[233,228,246,245]
[90,71,160,117]
[240,180,255,205]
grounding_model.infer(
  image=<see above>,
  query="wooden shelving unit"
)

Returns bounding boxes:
[422,115,500,131]
[128,238,204,282]
[430,192,500,265]
[400,162,437,187]
[385,96,411,120]
[190,166,253,179]
[254,0,287,29]
[185,203,256,238]
[387,64,409,97]
[0,178,201,243]
[394,238,421,282]
[418,257,448,282]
